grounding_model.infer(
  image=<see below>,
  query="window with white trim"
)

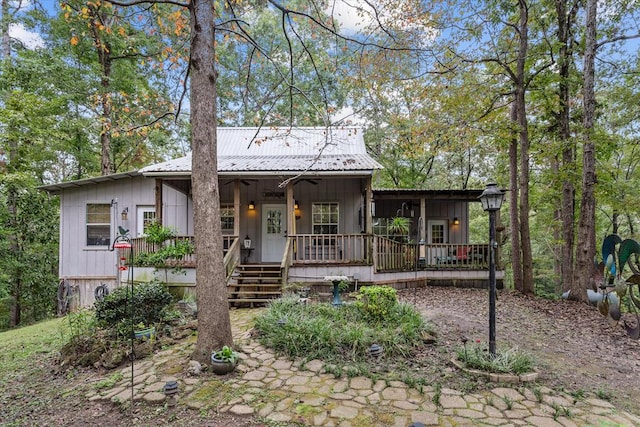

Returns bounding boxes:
[221,204,234,233]
[86,203,111,246]
[312,202,339,234]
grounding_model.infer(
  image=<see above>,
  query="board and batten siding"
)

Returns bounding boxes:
[59,176,155,279]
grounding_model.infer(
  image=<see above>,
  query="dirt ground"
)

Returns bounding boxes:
[2,286,639,426]
[399,286,640,414]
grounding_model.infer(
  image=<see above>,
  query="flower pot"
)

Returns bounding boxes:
[210,354,237,375]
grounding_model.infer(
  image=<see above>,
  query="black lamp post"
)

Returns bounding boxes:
[479,183,504,357]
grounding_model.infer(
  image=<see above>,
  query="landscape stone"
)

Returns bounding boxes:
[381,387,407,401]
[330,404,359,419]
[439,394,467,409]
[142,391,166,404]
[229,404,254,415]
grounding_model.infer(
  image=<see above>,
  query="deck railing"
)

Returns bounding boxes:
[129,234,489,272]
[291,234,372,264]
[422,243,489,269]
[129,235,196,266]
[374,236,417,272]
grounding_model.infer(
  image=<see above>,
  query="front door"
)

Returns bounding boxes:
[262,204,287,263]
[428,219,448,263]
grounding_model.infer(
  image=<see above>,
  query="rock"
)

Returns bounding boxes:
[187,360,203,376]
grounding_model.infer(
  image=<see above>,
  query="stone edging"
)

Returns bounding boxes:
[450,358,539,384]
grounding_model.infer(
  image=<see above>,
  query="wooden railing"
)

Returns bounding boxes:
[374,236,417,272]
[291,234,372,264]
[280,238,293,287]
[130,235,196,266]
[223,237,240,283]
[422,243,489,269]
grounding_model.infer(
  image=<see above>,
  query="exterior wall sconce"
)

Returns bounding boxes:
[248,201,255,210]
[121,207,128,221]
[453,217,460,225]
[294,199,299,210]
[243,235,252,249]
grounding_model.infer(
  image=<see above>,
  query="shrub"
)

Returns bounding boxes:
[357,285,398,320]
[94,281,174,337]
[456,341,534,375]
[255,296,428,364]
[133,239,194,267]
[144,222,177,245]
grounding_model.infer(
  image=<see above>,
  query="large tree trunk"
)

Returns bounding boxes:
[516,0,534,294]
[572,0,597,302]
[509,102,523,292]
[556,0,577,293]
[190,0,233,365]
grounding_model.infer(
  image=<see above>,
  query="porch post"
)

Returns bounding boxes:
[155,179,163,225]
[419,197,426,242]
[286,182,295,235]
[365,176,373,234]
[233,179,240,237]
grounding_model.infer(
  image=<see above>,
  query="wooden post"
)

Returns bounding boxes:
[155,179,163,225]
[234,179,240,237]
[365,176,373,234]
[286,182,295,236]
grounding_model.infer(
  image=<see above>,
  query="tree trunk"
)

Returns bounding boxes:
[556,0,577,293]
[572,0,597,302]
[515,0,534,294]
[190,0,234,365]
[509,102,523,292]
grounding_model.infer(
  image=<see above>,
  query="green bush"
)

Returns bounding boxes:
[94,281,174,337]
[144,222,177,245]
[133,239,194,267]
[357,285,398,320]
[255,296,428,364]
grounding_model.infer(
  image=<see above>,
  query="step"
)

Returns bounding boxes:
[227,298,279,303]
[229,282,281,287]
[228,291,282,296]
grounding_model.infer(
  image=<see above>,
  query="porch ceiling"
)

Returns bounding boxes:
[373,188,484,201]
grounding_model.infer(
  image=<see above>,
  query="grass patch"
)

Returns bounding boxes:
[455,342,535,375]
[0,317,64,373]
[254,296,430,366]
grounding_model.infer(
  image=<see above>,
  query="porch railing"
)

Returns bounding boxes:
[129,234,489,273]
[223,237,240,282]
[422,243,489,269]
[130,235,196,266]
[374,236,417,272]
[291,234,372,264]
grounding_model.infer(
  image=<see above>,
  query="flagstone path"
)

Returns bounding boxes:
[86,309,640,426]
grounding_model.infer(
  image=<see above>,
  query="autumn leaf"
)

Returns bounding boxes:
[70,35,79,46]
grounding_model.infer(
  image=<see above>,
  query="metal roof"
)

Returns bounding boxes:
[40,127,382,193]
[140,127,382,176]
[39,171,141,193]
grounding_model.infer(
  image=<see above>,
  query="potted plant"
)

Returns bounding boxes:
[388,217,410,241]
[210,345,239,375]
[133,323,156,340]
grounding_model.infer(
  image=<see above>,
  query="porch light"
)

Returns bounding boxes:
[248,201,255,210]
[121,207,128,221]
[294,199,299,210]
[453,217,460,225]
[478,183,505,357]
[244,235,251,249]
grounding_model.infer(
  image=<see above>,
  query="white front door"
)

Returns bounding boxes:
[427,220,448,244]
[136,206,156,237]
[262,204,287,263]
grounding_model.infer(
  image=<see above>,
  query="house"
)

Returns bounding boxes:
[41,127,503,308]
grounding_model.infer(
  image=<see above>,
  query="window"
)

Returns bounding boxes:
[221,204,235,233]
[86,204,111,246]
[312,202,339,234]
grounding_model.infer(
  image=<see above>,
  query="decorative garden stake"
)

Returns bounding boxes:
[369,343,383,358]
[277,318,286,327]
[479,183,505,357]
[164,380,179,407]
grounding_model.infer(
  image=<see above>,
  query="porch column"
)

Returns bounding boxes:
[286,182,295,235]
[155,179,163,225]
[420,197,426,242]
[233,179,240,237]
[365,176,373,234]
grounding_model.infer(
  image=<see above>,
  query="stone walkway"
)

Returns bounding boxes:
[86,310,640,426]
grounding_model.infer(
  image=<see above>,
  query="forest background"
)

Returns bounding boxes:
[0,0,639,330]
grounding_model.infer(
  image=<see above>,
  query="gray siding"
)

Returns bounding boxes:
[59,176,155,279]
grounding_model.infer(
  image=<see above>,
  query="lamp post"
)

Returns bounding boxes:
[478,183,504,357]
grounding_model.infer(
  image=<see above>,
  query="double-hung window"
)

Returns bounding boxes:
[220,204,235,234]
[312,202,339,234]
[86,204,111,246]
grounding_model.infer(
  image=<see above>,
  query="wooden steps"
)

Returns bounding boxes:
[228,264,282,307]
